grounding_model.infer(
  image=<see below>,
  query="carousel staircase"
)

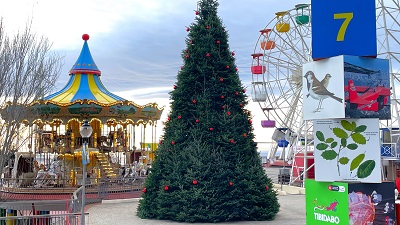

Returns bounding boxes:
[95,153,117,178]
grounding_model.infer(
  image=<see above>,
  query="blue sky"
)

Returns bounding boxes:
[1,0,305,143]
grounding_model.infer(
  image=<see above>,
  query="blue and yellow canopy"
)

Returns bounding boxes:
[23,34,163,123]
[44,34,125,104]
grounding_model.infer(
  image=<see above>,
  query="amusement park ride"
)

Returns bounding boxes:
[0,34,164,199]
[251,0,400,186]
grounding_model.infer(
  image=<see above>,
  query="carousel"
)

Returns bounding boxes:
[1,34,163,193]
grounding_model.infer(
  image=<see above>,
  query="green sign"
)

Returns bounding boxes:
[306,180,349,224]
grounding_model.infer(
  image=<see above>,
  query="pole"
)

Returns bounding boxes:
[81,141,86,225]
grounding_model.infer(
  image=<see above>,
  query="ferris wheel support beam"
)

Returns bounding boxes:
[378,0,400,132]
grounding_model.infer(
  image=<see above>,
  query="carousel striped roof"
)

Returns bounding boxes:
[44,34,125,104]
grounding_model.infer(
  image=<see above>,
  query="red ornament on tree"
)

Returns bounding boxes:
[235,67,239,71]
[178,115,182,119]
[239,103,243,107]
[227,111,231,116]
[193,180,198,185]
[229,181,233,186]
[235,91,239,96]
[186,27,190,32]
[82,34,90,41]
[192,99,197,104]
[219,78,224,82]
[221,105,225,109]
[168,117,171,121]
[173,85,177,89]
[185,49,188,53]
[231,51,235,56]
[159,140,163,144]
[265,185,269,190]
[226,65,230,69]
[221,95,225,99]
[142,188,147,193]
[248,119,252,124]
[243,133,247,138]
[216,40,220,44]
[230,139,235,144]
[243,89,246,93]
[195,11,199,15]
[186,54,190,58]
[190,40,193,44]
[195,119,199,123]
[164,186,169,191]
[206,25,210,29]
[171,141,175,145]
[209,127,214,131]
[206,53,210,57]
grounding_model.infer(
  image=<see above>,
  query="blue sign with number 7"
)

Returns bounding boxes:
[311,0,376,60]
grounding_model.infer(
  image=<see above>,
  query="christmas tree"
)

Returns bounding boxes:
[137,0,279,222]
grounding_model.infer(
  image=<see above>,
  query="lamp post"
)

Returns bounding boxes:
[79,119,92,225]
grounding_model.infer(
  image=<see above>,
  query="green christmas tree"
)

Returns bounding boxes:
[137,0,279,222]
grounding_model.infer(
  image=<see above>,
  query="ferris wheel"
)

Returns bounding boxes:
[251,4,312,148]
[251,1,400,151]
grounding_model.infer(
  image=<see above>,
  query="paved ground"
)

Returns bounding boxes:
[87,194,306,225]
[87,166,306,225]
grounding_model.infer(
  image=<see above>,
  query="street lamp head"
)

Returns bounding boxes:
[80,119,93,138]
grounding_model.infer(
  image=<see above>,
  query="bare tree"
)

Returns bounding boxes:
[0,18,63,175]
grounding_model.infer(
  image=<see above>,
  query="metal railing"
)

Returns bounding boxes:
[0,176,145,201]
[0,213,88,225]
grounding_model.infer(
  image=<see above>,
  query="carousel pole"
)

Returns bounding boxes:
[79,119,92,225]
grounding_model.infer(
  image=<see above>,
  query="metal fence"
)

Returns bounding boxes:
[0,213,88,225]
[0,176,146,224]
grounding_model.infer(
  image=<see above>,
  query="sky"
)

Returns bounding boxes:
[0,0,306,146]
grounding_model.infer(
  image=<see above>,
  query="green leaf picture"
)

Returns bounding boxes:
[347,143,358,150]
[321,150,338,160]
[341,120,354,131]
[316,143,329,151]
[357,160,375,178]
[326,138,334,143]
[350,153,365,171]
[354,125,367,133]
[333,128,348,139]
[315,119,379,180]
[338,157,349,165]
[341,138,347,147]
[351,133,366,145]
[316,131,324,141]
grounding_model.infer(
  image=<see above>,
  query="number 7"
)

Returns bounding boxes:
[334,12,354,41]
